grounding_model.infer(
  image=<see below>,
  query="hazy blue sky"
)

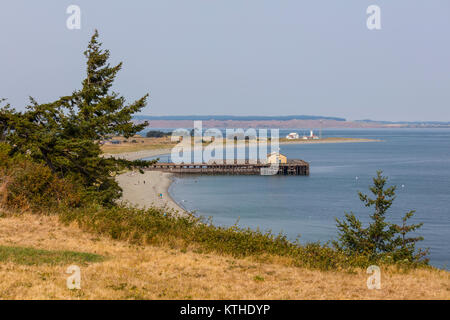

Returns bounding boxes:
[1,1,449,121]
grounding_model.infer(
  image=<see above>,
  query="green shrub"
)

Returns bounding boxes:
[59,204,372,270]
[0,143,86,212]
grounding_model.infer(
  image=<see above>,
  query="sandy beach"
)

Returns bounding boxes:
[116,170,185,214]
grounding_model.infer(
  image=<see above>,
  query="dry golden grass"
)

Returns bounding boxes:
[0,214,448,300]
[101,136,177,154]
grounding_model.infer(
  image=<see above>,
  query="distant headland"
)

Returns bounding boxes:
[134,115,450,129]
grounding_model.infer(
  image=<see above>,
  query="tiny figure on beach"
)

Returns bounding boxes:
[159,193,163,199]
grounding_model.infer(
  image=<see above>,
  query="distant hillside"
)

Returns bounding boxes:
[134,115,347,122]
[133,115,450,129]
[356,119,450,125]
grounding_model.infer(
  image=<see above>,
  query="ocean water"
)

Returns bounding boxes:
[153,129,450,269]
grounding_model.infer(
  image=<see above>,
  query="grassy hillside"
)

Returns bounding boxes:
[0,214,448,300]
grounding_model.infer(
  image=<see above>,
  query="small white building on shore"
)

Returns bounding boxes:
[286,132,300,140]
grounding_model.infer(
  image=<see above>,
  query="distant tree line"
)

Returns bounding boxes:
[145,130,171,138]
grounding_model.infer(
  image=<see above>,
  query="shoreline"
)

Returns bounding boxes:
[116,170,186,214]
[112,137,379,212]
[105,137,380,161]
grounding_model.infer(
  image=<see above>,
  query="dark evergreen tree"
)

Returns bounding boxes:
[0,30,153,205]
[0,99,14,141]
[334,171,428,264]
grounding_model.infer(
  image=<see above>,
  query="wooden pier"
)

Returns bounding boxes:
[145,159,309,176]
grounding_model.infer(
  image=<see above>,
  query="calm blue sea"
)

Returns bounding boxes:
[148,129,450,269]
